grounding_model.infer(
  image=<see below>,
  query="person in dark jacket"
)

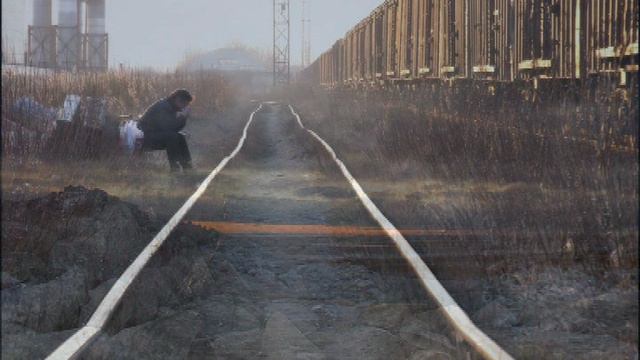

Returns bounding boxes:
[137,89,194,171]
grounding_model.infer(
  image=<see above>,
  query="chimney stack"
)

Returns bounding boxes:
[57,0,80,70]
[85,0,107,69]
[30,0,54,67]
[27,0,108,71]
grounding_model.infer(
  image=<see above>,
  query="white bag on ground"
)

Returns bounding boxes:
[119,120,144,154]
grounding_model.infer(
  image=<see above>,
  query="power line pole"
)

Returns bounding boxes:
[273,0,290,86]
[301,0,311,68]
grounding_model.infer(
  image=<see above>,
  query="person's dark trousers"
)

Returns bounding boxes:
[142,131,192,171]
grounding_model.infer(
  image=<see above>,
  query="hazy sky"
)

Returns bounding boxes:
[106,0,381,70]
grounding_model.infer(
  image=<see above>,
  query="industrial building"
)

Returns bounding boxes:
[1,0,28,65]
[2,0,109,71]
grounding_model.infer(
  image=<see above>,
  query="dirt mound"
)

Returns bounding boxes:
[1,186,219,359]
[2,186,153,285]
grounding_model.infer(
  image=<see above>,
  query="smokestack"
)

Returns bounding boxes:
[33,0,52,27]
[86,0,106,69]
[57,0,80,69]
[30,0,54,67]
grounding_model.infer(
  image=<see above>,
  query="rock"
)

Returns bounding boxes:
[500,330,639,360]
[1,272,20,289]
[398,317,456,352]
[358,303,411,330]
[84,310,203,360]
[207,329,264,359]
[1,328,76,360]
[104,268,173,331]
[2,186,221,358]
[166,256,214,300]
[408,350,454,360]
[321,326,410,360]
[2,186,153,284]
[311,304,338,327]
[195,299,239,338]
[262,311,326,360]
[78,278,117,324]
[234,305,261,330]
[2,268,89,332]
[473,301,518,328]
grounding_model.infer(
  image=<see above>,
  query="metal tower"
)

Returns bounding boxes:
[301,0,311,68]
[273,0,290,86]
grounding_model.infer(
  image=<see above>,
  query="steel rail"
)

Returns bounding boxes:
[289,104,514,360]
[45,103,264,360]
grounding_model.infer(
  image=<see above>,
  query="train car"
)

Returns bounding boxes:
[551,0,582,78]
[363,16,372,80]
[351,24,364,83]
[440,0,469,78]
[303,52,320,84]
[396,0,412,78]
[585,0,639,79]
[468,0,515,81]
[344,29,352,82]
[332,40,343,85]
[357,20,367,81]
[312,51,321,85]
[320,50,329,85]
[372,6,386,80]
[383,0,399,78]
[513,0,580,79]
[429,0,445,78]
[304,0,637,86]
[338,39,346,84]
[353,23,361,81]
[408,0,433,78]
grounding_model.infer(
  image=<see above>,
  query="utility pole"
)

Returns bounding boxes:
[273,0,290,86]
[301,0,311,68]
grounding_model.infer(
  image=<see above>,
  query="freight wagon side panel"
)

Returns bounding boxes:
[365,17,374,79]
[438,0,468,77]
[514,0,583,79]
[385,1,399,77]
[411,0,424,77]
[397,0,412,77]
[374,9,386,78]
[550,0,580,78]
[468,0,515,81]
[586,0,639,75]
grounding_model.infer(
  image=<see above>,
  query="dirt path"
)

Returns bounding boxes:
[74,103,476,359]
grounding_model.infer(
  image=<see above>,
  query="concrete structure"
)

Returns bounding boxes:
[2,0,28,64]
[25,0,108,71]
[29,0,54,67]
[56,0,80,69]
[85,0,107,69]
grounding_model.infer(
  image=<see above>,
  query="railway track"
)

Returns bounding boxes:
[46,102,513,360]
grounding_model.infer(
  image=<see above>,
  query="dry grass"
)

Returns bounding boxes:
[291,78,638,276]
[1,68,236,161]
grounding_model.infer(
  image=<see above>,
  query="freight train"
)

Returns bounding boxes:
[303,0,638,87]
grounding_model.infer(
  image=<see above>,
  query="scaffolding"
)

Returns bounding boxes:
[301,0,311,68]
[273,0,291,86]
[27,25,108,71]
